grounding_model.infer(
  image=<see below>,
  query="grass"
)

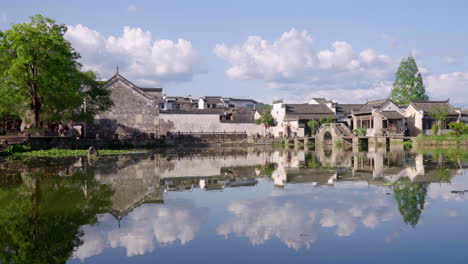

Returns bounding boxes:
[11,148,146,158]
[418,147,468,162]
[417,134,468,142]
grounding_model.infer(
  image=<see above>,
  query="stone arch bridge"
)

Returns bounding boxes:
[315,123,353,146]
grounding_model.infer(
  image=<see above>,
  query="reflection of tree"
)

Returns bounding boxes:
[304,154,321,169]
[392,178,428,227]
[257,163,277,177]
[0,170,113,264]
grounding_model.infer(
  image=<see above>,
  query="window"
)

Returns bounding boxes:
[172,103,180,110]
[246,104,253,110]
[159,103,165,109]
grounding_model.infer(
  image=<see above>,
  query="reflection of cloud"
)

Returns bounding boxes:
[74,199,208,261]
[446,208,460,217]
[428,176,468,202]
[217,188,395,249]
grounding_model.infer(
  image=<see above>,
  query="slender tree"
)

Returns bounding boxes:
[391,56,429,106]
[256,105,277,135]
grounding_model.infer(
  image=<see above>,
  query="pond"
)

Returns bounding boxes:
[0,147,467,263]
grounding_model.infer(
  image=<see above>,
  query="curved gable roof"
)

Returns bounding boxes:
[104,73,156,101]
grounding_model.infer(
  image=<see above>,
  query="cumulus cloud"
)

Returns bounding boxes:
[214,28,397,103]
[426,72,468,105]
[217,188,396,249]
[73,199,209,261]
[65,24,205,86]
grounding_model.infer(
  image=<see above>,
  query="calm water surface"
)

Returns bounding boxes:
[1,147,467,263]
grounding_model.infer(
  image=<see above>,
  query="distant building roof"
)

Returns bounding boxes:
[356,99,390,114]
[284,104,336,121]
[410,100,459,115]
[335,104,365,115]
[140,88,163,92]
[312,98,333,104]
[380,111,405,119]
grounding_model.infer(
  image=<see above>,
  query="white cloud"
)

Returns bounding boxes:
[73,200,209,261]
[66,24,205,86]
[217,188,396,249]
[127,4,137,12]
[425,72,468,105]
[215,28,397,103]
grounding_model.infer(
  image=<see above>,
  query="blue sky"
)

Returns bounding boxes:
[1,0,467,105]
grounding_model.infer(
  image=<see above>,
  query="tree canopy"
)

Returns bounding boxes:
[0,169,113,264]
[390,56,429,106]
[0,14,112,126]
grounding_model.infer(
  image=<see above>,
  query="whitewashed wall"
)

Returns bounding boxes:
[160,113,265,136]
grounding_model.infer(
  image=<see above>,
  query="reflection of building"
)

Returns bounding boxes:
[92,156,164,221]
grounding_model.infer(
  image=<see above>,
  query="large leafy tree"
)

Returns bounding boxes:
[393,178,428,227]
[0,169,113,264]
[390,56,429,106]
[0,15,110,127]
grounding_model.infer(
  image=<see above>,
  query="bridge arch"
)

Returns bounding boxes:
[315,123,353,147]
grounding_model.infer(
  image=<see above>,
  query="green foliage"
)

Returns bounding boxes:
[353,128,367,136]
[256,105,277,127]
[323,117,334,124]
[417,134,468,143]
[257,163,277,177]
[0,170,113,263]
[431,123,439,136]
[0,15,113,126]
[448,122,468,136]
[12,148,145,158]
[304,154,321,168]
[403,140,412,150]
[391,56,429,106]
[72,71,114,122]
[307,120,319,135]
[255,103,271,115]
[393,178,428,227]
[6,144,31,155]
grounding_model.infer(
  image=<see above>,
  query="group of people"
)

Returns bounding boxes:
[49,122,75,136]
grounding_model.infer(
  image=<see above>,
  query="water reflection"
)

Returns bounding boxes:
[0,147,467,263]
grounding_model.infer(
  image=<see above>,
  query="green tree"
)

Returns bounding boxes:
[0,170,113,264]
[393,178,428,227]
[256,105,277,135]
[71,71,114,122]
[429,106,448,135]
[391,56,429,106]
[0,15,109,127]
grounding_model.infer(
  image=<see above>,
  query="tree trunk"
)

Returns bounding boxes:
[30,83,41,127]
[437,120,442,136]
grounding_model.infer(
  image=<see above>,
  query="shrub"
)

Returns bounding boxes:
[6,144,31,155]
[353,128,366,136]
[448,122,468,136]
[307,120,319,135]
[431,124,439,136]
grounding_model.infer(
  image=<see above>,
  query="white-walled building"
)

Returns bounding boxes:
[198,96,257,110]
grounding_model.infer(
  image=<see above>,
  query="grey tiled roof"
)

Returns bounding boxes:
[410,100,459,115]
[284,104,336,121]
[336,104,365,115]
[380,111,405,119]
